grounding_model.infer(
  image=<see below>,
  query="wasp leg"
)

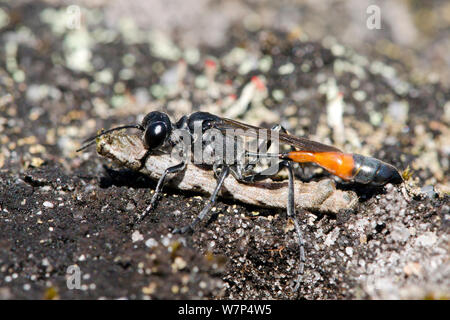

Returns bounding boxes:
[274,126,306,291]
[137,161,186,222]
[231,160,285,183]
[172,166,230,234]
[284,160,305,291]
[231,160,306,291]
[137,150,151,171]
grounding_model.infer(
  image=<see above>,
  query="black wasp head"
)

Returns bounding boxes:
[141,111,172,150]
[76,111,172,153]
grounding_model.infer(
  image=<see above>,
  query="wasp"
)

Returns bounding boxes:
[77,111,403,290]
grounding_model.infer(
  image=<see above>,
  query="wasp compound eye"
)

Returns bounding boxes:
[143,121,169,150]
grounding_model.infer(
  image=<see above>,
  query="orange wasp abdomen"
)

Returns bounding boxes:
[284,151,402,186]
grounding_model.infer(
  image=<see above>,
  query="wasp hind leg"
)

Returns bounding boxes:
[285,161,305,291]
[245,123,305,290]
[231,160,306,291]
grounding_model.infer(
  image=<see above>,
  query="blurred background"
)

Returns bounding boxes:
[0,0,449,300]
[51,0,450,83]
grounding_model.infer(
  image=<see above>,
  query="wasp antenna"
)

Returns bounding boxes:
[76,140,97,153]
[76,124,144,152]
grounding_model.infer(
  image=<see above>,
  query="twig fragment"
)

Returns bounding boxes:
[96,132,358,214]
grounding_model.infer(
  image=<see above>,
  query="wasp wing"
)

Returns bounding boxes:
[214,118,342,153]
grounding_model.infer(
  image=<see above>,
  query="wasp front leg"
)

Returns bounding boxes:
[136,161,186,222]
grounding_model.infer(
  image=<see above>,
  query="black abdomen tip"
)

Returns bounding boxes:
[371,161,403,185]
[353,154,403,185]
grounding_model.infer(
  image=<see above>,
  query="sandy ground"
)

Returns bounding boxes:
[0,0,448,299]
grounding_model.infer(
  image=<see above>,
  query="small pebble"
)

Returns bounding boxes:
[43,201,54,208]
[345,247,353,257]
[132,230,144,242]
[415,232,437,247]
[421,185,438,199]
[145,238,158,248]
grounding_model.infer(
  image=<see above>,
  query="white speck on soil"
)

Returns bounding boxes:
[415,232,437,247]
[43,201,54,208]
[132,230,144,242]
